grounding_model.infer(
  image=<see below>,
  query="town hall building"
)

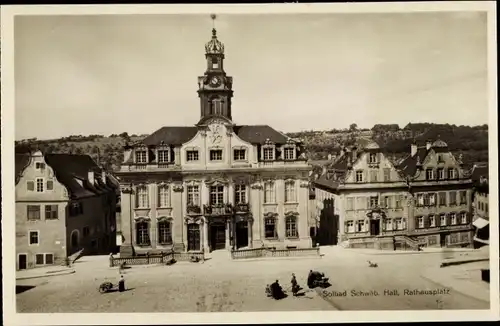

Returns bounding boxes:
[116,23,312,257]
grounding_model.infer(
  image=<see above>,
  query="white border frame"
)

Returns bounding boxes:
[2,2,498,325]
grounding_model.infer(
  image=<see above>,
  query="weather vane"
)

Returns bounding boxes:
[211,14,217,29]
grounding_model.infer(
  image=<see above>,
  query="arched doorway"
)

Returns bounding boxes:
[70,230,79,251]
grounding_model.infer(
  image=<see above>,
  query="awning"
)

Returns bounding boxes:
[473,217,489,229]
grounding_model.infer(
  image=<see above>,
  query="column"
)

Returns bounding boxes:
[203,220,209,253]
[225,219,231,250]
[247,219,252,248]
[183,221,188,252]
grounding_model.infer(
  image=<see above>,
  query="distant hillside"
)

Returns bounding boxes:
[16,123,488,172]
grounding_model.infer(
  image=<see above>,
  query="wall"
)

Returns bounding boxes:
[15,152,68,269]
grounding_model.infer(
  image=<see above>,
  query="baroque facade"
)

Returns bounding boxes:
[116,26,312,256]
[15,151,118,270]
[313,139,474,250]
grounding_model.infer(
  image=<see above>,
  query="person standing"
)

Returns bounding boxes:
[291,273,299,296]
[118,275,125,292]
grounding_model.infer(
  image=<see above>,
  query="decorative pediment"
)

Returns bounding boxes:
[284,211,299,218]
[133,143,149,150]
[120,185,134,194]
[184,216,204,225]
[156,181,170,187]
[157,216,173,222]
[285,138,296,145]
[300,181,310,188]
[134,215,151,222]
[264,138,275,146]
[205,174,229,185]
[366,207,387,220]
[172,183,184,192]
[251,184,263,190]
[233,176,250,185]
[263,212,278,219]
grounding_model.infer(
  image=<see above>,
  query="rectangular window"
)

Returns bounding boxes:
[346,221,355,233]
[449,191,457,205]
[356,220,365,232]
[369,153,378,164]
[35,254,44,265]
[429,215,436,227]
[425,169,434,180]
[417,216,424,228]
[46,180,54,190]
[386,219,393,231]
[186,150,199,162]
[27,205,41,220]
[370,171,378,182]
[157,185,170,207]
[346,197,354,211]
[383,196,391,208]
[369,196,379,208]
[286,217,298,238]
[460,212,467,224]
[395,218,404,230]
[459,191,467,205]
[417,194,424,207]
[284,181,296,202]
[234,184,247,203]
[210,185,224,205]
[283,147,295,160]
[355,171,364,182]
[437,168,445,180]
[265,218,277,239]
[29,231,39,245]
[135,186,149,208]
[383,168,391,182]
[44,205,58,219]
[210,149,223,161]
[450,213,457,225]
[440,214,447,226]
[233,149,246,161]
[157,150,169,163]
[136,221,150,246]
[35,162,45,169]
[264,182,275,203]
[448,168,456,179]
[27,181,35,191]
[263,147,274,160]
[45,254,54,265]
[158,221,173,245]
[485,203,488,213]
[395,195,403,209]
[439,192,447,206]
[187,185,200,206]
[135,151,147,164]
[36,178,44,192]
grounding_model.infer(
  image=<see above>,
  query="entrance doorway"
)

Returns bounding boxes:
[370,219,380,236]
[18,254,27,270]
[235,221,249,249]
[210,222,226,251]
[440,233,447,247]
[187,223,200,251]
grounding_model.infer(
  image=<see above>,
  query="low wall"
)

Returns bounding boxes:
[109,251,205,267]
[231,247,320,260]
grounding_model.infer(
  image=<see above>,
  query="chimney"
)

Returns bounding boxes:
[88,171,95,185]
[101,170,107,184]
[426,140,432,150]
[411,142,418,157]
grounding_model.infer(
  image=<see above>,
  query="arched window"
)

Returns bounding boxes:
[285,216,298,238]
[284,180,296,202]
[135,186,149,208]
[158,220,172,245]
[211,98,223,115]
[135,221,150,246]
[70,230,79,249]
[264,217,277,239]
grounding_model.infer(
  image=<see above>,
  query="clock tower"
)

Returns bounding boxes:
[197,15,234,123]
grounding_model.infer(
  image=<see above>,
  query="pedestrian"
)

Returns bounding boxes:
[118,274,125,292]
[291,273,299,296]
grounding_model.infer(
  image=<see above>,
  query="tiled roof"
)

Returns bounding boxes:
[141,125,291,146]
[313,174,339,192]
[471,164,488,183]
[398,147,429,177]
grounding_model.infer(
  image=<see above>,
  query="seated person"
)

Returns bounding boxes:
[270,280,285,299]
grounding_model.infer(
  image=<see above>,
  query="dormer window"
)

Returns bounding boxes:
[448,168,456,179]
[425,169,434,180]
[283,147,295,160]
[186,150,199,162]
[35,162,46,169]
[263,147,275,161]
[369,153,378,164]
[135,150,147,164]
[157,149,169,164]
[233,148,246,161]
[210,149,223,161]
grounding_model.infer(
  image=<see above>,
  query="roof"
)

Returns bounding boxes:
[16,153,117,200]
[432,139,448,148]
[142,124,291,146]
[313,173,339,192]
[398,147,429,177]
[15,153,31,182]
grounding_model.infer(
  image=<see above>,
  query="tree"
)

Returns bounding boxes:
[349,123,358,131]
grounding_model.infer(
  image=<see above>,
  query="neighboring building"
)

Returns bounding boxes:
[312,139,474,250]
[116,25,312,257]
[470,163,489,247]
[15,151,118,270]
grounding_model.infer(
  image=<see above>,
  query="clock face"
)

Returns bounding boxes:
[210,76,220,86]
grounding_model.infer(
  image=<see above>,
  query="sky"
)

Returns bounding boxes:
[14,11,489,140]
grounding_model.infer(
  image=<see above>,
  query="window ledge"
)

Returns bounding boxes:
[263,203,278,206]
[286,237,300,241]
[136,244,152,248]
[265,237,280,241]
[284,201,299,205]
